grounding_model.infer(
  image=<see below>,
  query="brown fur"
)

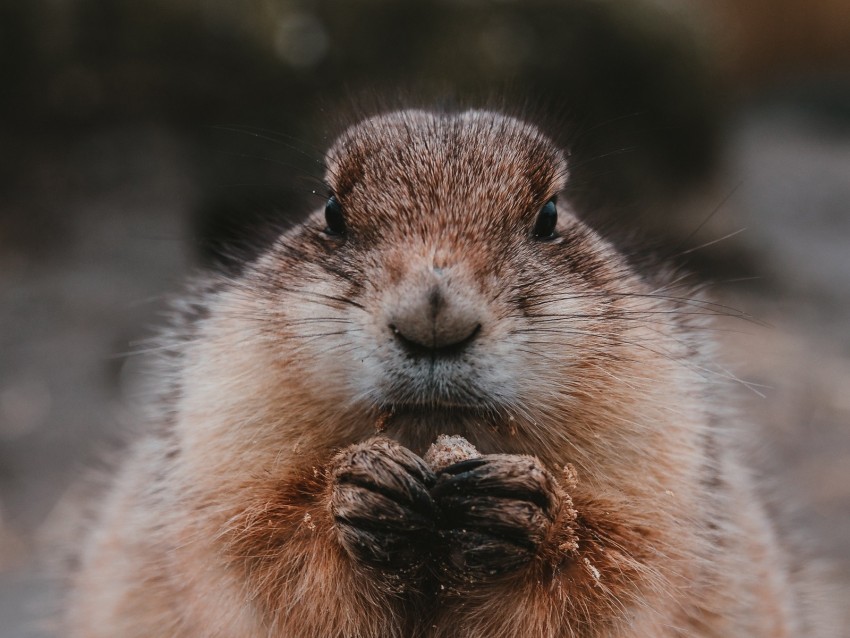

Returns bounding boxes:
[65,110,817,636]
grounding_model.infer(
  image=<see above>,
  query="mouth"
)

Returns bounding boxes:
[381,402,494,419]
[373,401,520,457]
[375,393,520,436]
[377,359,501,408]
[377,382,501,414]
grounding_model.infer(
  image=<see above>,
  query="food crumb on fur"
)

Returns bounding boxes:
[374,407,394,433]
[562,463,578,491]
[423,434,480,472]
[558,538,579,553]
[584,557,601,583]
[303,513,316,531]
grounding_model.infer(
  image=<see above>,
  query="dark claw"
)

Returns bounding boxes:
[335,450,436,518]
[337,524,430,569]
[333,485,435,534]
[437,494,549,547]
[432,455,557,514]
[331,438,437,571]
[430,454,560,580]
[438,529,534,577]
[438,458,489,475]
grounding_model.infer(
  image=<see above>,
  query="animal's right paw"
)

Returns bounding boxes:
[331,438,437,571]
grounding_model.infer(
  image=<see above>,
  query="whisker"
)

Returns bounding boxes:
[210,124,326,159]
[675,228,747,257]
[664,181,743,260]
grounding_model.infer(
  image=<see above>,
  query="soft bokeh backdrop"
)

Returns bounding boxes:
[2,1,849,635]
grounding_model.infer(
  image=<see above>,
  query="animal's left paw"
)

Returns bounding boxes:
[431,454,561,579]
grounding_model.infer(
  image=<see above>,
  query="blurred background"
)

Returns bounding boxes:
[1,0,849,634]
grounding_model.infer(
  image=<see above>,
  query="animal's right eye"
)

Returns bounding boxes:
[324,196,346,236]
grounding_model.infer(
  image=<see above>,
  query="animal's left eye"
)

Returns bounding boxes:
[532,198,558,240]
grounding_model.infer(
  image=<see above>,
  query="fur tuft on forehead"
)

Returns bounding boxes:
[323,110,568,230]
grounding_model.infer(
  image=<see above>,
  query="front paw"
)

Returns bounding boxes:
[431,455,561,580]
[331,438,437,571]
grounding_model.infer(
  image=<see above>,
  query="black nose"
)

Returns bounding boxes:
[389,284,482,358]
[390,321,481,358]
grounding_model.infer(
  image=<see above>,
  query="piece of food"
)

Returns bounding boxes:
[423,434,480,473]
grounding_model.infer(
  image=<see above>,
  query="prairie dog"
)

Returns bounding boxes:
[66,110,814,637]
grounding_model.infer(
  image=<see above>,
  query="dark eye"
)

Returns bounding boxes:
[324,195,346,236]
[532,198,557,239]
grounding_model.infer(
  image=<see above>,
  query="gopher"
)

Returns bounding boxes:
[65,110,818,637]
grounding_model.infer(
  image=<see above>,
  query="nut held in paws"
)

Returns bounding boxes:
[423,434,481,473]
